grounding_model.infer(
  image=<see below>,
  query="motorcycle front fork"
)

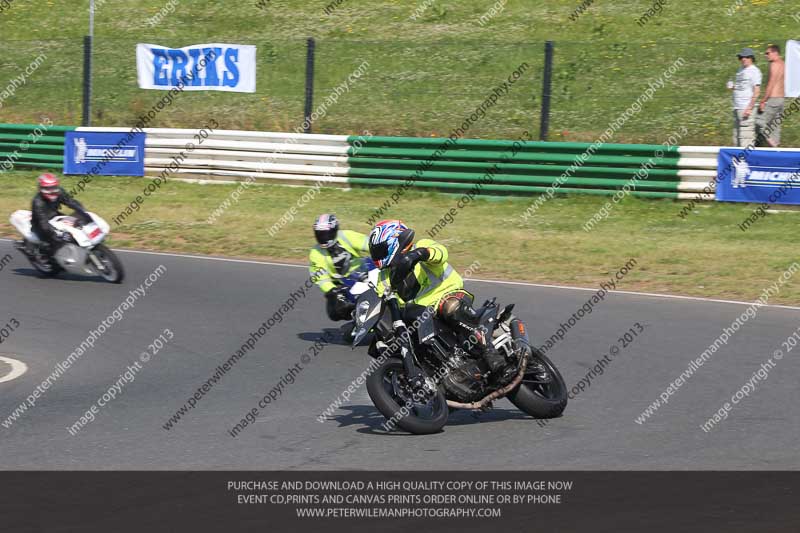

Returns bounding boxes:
[87,251,105,271]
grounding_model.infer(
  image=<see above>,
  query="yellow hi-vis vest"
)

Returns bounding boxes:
[308,229,370,293]
[376,238,463,308]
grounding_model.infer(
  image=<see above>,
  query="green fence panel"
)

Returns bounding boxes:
[345,134,696,199]
[348,135,680,157]
[1,161,63,170]
[0,124,76,134]
[0,133,72,144]
[0,151,64,163]
[347,157,683,180]
[347,169,681,191]
[0,123,74,171]
[350,147,676,167]
[0,142,65,152]
[347,177,681,199]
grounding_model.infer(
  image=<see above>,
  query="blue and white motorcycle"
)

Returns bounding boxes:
[329,259,379,343]
[336,259,378,303]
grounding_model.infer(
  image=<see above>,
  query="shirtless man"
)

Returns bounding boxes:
[757,44,785,147]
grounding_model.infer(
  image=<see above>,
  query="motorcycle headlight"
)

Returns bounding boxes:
[355,300,371,325]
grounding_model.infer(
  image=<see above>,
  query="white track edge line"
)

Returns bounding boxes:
[1,238,797,311]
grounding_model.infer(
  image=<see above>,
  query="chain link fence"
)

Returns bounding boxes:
[1,37,795,146]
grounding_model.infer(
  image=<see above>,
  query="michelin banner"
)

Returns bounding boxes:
[716,148,800,205]
[64,131,146,176]
[136,43,256,92]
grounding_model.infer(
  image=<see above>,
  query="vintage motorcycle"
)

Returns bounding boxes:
[10,210,124,283]
[351,285,568,434]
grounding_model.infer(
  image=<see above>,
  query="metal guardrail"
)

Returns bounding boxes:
[0,123,74,171]
[1,124,719,200]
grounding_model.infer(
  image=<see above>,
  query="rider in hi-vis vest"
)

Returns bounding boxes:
[309,214,371,321]
[367,219,511,379]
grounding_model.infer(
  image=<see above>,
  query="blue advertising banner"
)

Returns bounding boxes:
[716,148,800,205]
[64,131,146,176]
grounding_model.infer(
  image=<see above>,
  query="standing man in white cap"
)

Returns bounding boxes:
[730,47,762,147]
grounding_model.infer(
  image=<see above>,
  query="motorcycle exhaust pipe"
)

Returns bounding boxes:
[446,356,527,411]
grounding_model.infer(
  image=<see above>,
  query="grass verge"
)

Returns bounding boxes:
[0,172,797,304]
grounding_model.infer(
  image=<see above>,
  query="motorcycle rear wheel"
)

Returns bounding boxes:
[25,244,62,278]
[366,357,448,434]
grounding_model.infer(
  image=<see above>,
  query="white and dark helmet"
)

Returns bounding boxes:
[313,213,339,248]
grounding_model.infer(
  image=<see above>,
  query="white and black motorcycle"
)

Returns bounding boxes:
[10,210,124,283]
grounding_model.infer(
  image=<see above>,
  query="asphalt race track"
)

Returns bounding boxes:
[1,238,798,470]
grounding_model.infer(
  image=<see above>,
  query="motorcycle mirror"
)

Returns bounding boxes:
[498,303,515,323]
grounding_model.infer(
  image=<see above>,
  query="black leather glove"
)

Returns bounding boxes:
[75,211,92,227]
[326,287,348,303]
[392,247,430,282]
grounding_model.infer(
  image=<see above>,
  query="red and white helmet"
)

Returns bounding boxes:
[38,173,61,202]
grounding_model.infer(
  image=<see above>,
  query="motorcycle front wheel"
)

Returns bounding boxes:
[507,347,568,419]
[366,357,448,435]
[92,244,125,284]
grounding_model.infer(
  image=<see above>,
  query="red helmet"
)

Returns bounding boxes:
[38,173,61,202]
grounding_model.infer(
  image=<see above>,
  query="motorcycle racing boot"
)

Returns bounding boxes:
[440,293,516,382]
[468,325,516,383]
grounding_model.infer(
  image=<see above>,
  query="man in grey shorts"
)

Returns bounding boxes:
[730,47,762,148]
[757,44,785,147]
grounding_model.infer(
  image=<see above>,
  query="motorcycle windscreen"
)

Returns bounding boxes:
[352,289,383,347]
[81,212,109,246]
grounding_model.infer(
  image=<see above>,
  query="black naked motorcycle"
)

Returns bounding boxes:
[351,285,568,434]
